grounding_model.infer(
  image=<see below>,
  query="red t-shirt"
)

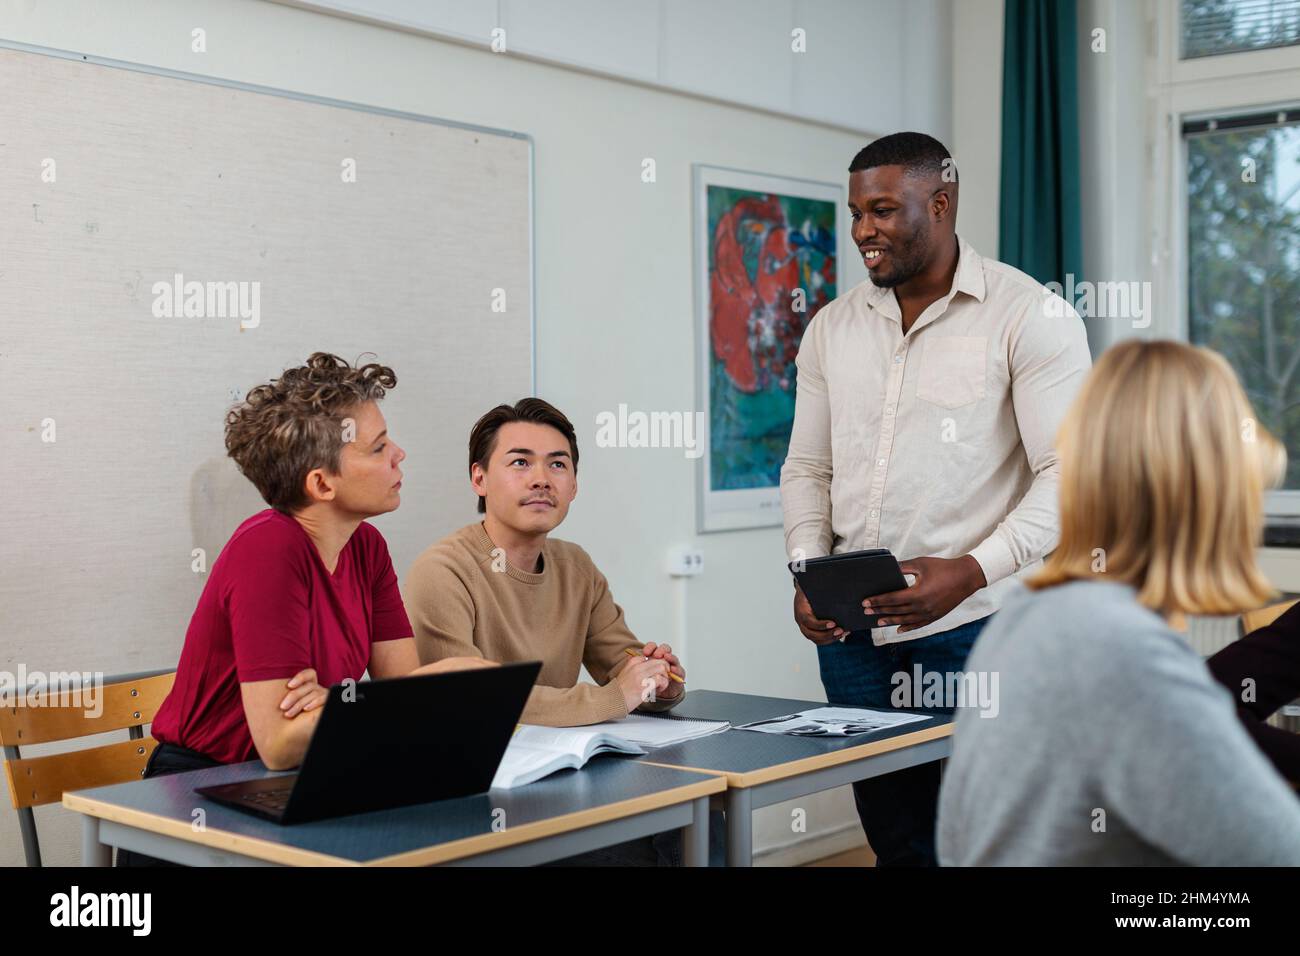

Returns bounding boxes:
[152,509,412,764]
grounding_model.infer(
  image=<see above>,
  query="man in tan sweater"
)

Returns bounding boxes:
[404,398,687,727]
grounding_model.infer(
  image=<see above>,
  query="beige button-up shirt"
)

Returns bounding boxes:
[780,236,1092,644]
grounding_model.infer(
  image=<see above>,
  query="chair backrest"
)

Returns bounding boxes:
[1,669,175,866]
[1240,599,1299,638]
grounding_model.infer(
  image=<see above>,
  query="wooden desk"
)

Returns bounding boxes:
[65,757,724,866]
[639,690,953,866]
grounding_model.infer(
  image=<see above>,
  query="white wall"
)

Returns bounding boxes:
[950,0,1004,259]
[0,0,957,866]
[277,0,954,138]
[1077,0,1151,356]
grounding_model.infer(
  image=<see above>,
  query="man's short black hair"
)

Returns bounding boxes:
[848,131,955,182]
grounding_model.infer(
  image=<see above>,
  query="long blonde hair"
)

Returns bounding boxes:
[1030,339,1286,616]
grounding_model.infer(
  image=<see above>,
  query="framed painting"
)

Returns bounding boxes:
[693,165,842,532]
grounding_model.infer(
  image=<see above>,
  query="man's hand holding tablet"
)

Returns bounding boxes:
[790,548,908,642]
[794,584,845,644]
[791,550,989,639]
[862,555,987,632]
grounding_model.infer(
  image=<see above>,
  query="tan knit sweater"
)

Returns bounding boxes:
[403,522,685,726]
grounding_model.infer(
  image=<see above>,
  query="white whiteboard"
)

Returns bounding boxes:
[0,43,533,675]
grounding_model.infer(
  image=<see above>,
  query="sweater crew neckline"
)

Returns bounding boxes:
[470,521,549,585]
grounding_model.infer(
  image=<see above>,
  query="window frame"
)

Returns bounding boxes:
[1153,0,1300,515]
[1167,0,1300,78]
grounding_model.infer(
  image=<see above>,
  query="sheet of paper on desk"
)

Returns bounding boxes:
[736,706,930,737]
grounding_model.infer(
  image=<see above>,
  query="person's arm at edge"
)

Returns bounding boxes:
[1206,602,1300,784]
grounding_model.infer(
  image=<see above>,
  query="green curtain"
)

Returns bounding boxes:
[999,0,1084,289]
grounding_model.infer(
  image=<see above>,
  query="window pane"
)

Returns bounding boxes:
[1186,120,1300,490]
[1182,0,1300,58]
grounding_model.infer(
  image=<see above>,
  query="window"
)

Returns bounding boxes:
[1150,0,1300,512]
[1183,0,1300,59]
[1185,112,1300,492]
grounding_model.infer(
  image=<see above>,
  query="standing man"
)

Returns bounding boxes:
[780,132,1091,866]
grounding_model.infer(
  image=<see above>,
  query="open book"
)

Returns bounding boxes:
[490,715,730,790]
[491,725,644,790]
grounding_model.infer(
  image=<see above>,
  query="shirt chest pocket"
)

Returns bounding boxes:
[915,335,987,409]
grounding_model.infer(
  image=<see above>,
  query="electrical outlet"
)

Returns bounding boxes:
[667,545,704,577]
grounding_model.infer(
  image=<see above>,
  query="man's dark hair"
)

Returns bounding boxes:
[468,398,579,514]
[848,131,955,182]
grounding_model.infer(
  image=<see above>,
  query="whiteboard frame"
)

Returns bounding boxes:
[0,38,537,393]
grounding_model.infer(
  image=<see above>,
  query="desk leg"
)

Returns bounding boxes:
[725,788,753,867]
[681,795,710,867]
[81,817,111,867]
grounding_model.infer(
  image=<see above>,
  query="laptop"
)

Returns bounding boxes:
[195,660,541,824]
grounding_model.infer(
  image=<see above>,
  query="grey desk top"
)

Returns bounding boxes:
[640,690,953,782]
[65,755,722,865]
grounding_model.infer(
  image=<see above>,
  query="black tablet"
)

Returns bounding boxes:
[788,548,908,632]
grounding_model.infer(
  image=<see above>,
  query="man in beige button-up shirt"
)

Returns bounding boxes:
[780,132,1091,865]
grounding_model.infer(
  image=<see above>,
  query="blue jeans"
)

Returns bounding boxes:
[816,616,990,867]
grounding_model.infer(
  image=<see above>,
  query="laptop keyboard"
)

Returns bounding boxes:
[239,788,292,811]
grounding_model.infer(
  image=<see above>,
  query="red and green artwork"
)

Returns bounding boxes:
[707,186,836,490]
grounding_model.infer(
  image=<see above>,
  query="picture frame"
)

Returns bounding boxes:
[692,164,844,533]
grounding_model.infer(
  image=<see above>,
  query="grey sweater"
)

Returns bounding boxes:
[937,579,1300,865]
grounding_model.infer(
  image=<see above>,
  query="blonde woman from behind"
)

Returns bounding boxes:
[937,339,1300,865]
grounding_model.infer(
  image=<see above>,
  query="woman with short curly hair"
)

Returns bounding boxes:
[144,353,490,788]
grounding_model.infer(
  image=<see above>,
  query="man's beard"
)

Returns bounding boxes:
[870,225,931,289]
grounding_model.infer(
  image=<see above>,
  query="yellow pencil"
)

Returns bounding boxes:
[625,646,685,682]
